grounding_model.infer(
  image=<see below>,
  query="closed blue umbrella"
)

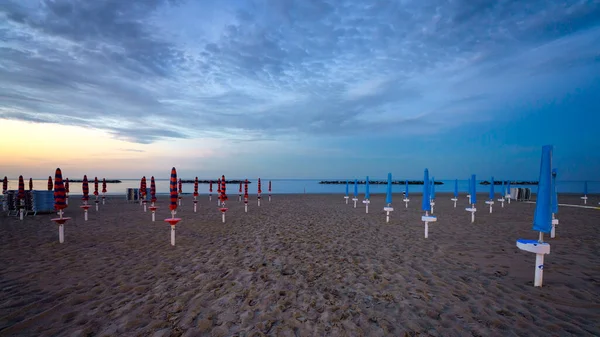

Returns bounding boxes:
[551,169,558,214]
[405,180,409,197]
[365,176,370,200]
[533,146,552,234]
[386,173,392,204]
[430,177,436,200]
[422,169,431,212]
[454,179,458,198]
[470,175,477,204]
[489,177,495,200]
[353,179,358,197]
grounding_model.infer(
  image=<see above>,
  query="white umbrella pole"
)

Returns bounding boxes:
[258,198,261,207]
[424,211,429,238]
[269,195,271,202]
[222,212,226,223]
[152,211,156,222]
[59,224,64,243]
[245,203,248,213]
[353,198,357,208]
[551,213,558,238]
[102,193,105,205]
[344,196,349,204]
[430,201,435,214]
[19,200,24,220]
[238,195,241,202]
[171,225,175,246]
[453,199,457,208]
[534,232,545,287]
[84,209,88,221]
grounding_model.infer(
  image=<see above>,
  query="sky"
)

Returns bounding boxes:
[1,0,599,180]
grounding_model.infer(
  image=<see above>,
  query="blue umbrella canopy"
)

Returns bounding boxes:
[365,176,370,199]
[584,181,588,195]
[430,177,436,200]
[489,177,495,200]
[404,180,409,197]
[551,168,558,214]
[386,173,392,204]
[470,175,477,204]
[345,180,349,196]
[353,179,358,197]
[422,169,431,211]
[533,145,553,234]
[454,179,458,198]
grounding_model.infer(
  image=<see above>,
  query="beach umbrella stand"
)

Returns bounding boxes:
[51,168,71,243]
[430,177,436,214]
[178,179,183,206]
[217,178,222,206]
[17,176,25,220]
[193,177,199,213]
[384,173,394,223]
[551,169,559,238]
[403,180,410,208]
[219,175,228,223]
[421,169,436,238]
[497,181,506,208]
[352,179,358,208]
[485,177,495,214]
[268,180,272,202]
[94,177,99,212]
[165,168,181,246]
[362,176,370,214]
[209,181,213,202]
[257,178,262,207]
[451,179,458,208]
[581,181,588,205]
[244,179,249,213]
[238,182,242,202]
[102,178,107,205]
[465,175,477,223]
[149,176,158,222]
[80,175,90,221]
[344,180,349,204]
[516,145,552,287]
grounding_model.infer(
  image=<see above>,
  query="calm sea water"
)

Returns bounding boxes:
[5,179,598,196]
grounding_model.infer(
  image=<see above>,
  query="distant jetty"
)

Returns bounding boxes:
[319,180,444,185]
[180,180,252,184]
[480,181,538,185]
[68,179,122,183]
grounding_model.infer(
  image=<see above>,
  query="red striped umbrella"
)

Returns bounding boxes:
[170,168,178,211]
[220,175,227,201]
[217,178,221,195]
[47,176,53,191]
[94,177,99,196]
[141,176,147,198]
[258,178,262,194]
[244,179,248,202]
[65,178,69,193]
[29,178,33,191]
[239,182,242,194]
[209,180,213,193]
[2,176,7,194]
[178,178,182,194]
[82,175,89,201]
[18,176,25,200]
[102,178,107,193]
[194,177,199,197]
[53,168,67,210]
[150,176,156,203]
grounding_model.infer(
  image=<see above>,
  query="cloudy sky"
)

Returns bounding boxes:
[1,0,599,180]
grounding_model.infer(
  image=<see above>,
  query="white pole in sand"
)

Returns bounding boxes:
[352,197,357,208]
[19,199,24,220]
[581,195,587,205]
[421,211,437,239]
[245,203,248,212]
[58,210,64,243]
[171,225,175,246]
[344,196,349,204]
[430,200,435,214]
[102,193,105,205]
[363,199,370,213]
[551,213,558,238]
[534,233,545,287]
[404,198,409,208]
[384,205,394,223]
[95,196,99,211]
[465,204,476,223]
[451,197,458,208]
[486,200,494,213]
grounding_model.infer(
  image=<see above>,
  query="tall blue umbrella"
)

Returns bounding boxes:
[454,179,458,198]
[470,175,477,204]
[404,180,409,197]
[489,177,495,200]
[430,177,436,200]
[386,173,392,204]
[345,180,349,197]
[353,179,358,197]
[422,169,431,212]
[551,169,558,214]
[365,176,370,200]
[533,146,552,234]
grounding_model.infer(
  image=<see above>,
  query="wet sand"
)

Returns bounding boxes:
[1,193,599,336]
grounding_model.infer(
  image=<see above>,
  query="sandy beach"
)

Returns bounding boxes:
[1,193,599,336]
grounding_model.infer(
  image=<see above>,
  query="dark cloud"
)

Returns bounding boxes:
[1,0,599,144]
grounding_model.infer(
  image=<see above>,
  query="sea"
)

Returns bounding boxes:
[4,179,598,196]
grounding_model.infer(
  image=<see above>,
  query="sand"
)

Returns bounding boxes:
[0,193,599,336]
